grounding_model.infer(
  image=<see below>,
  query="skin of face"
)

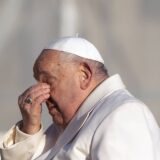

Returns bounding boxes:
[33,49,91,128]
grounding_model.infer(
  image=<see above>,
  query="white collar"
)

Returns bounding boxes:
[44,74,126,159]
[76,74,126,119]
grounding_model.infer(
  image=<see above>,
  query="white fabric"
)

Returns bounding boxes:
[0,74,160,160]
[45,37,104,64]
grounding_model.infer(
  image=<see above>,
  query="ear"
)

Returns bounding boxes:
[79,63,92,90]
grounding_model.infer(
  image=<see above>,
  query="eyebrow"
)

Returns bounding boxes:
[33,71,56,81]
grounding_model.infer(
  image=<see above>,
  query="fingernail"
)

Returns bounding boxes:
[46,88,50,92]
[43,84,50,88]
[45,94,50,98]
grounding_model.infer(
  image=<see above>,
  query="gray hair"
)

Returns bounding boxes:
[60,52,108,80]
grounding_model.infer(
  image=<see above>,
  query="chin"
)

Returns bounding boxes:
[51,114,65,127]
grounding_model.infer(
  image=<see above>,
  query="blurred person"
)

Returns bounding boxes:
[0,37,160,160]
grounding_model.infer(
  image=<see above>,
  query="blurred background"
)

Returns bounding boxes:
[0,0,160,138]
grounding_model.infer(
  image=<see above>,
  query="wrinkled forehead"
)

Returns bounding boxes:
[38,49,62,61]
[33,50,62,75]
[35,49,61,66]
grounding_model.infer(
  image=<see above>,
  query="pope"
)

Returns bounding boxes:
[0,37,160,160]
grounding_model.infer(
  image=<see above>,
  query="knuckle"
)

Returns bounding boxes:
[28,86,33,93]
[34,95,45,104]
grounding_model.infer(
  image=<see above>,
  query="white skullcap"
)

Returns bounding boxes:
[44,37,104,64]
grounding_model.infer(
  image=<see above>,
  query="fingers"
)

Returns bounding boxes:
[33,91,50,105]
[27,87,50,105]
[18,83,51,134]
[18,83,50,107]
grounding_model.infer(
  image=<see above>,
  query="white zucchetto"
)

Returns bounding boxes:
[45,37,104,64]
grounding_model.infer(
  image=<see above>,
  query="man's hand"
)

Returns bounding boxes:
[18,83,50,134]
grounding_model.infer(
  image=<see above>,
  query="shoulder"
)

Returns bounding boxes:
[91,100,160,146]
[90,101,160,159]
[96,101,158,133]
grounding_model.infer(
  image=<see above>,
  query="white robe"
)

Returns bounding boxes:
[1,74,160,160]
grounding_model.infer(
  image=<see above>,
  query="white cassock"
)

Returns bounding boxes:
[0,74,160,160]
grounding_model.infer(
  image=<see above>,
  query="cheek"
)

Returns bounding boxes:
[49,75,80,105]
[62,80,79,102]
[49,83,66,103]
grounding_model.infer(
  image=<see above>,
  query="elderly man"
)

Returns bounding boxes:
[0,37,160,160]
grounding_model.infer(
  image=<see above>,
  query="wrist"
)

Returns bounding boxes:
[20,121,41,134]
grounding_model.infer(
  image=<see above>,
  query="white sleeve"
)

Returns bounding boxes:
[91,102,160,160]
[0,122,43,160]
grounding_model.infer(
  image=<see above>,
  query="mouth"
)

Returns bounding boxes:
[46,97,61,113]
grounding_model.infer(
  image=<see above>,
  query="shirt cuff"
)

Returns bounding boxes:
[2,121,43,148]
[15,121,43,143]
